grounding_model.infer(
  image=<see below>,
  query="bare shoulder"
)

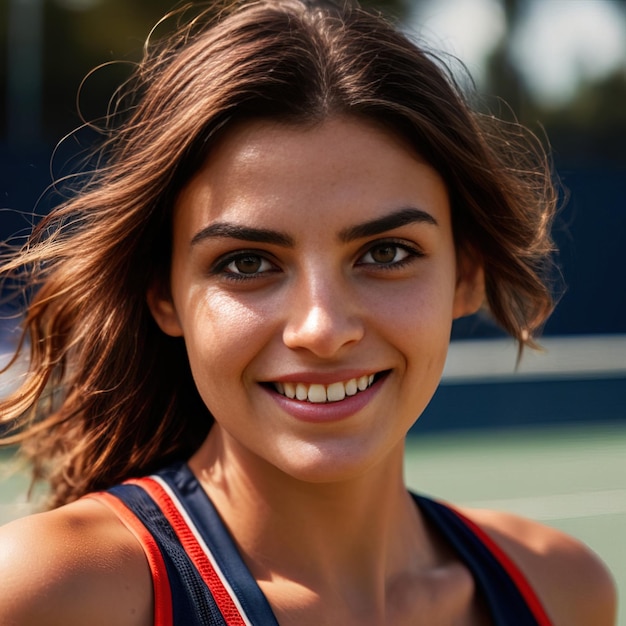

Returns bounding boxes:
[0,497,152,626]
[459,506,617,626]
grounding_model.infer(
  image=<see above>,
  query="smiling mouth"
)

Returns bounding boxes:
[270,372,386,404]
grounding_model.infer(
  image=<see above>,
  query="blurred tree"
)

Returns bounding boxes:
[537,67,626,166]
[42,0,182,140]
[1,0,625,159]
[483,0,626,166]
[483,0,526,119]
[1,0,412,142]
[0,0,412,228]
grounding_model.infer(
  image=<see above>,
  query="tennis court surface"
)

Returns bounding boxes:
[405,423,626,624]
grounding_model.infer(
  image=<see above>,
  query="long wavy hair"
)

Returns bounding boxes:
[0,0,557,508]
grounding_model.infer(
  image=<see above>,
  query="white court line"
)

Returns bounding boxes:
[462,488,626,521]
[443,334,626,383]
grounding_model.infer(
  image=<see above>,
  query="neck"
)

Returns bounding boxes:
[189,427,436,601]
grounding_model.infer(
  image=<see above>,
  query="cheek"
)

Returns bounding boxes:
[371,264,457,327]
[376,268,456,364]
[179,288,276,392]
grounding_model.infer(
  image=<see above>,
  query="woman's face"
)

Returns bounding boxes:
[149,116,483,483]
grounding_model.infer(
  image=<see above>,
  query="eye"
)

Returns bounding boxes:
[358,242,419,267]
[213,251,278,279]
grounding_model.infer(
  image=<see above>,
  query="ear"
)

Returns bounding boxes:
[452,247,485,319]
[146,280,184,337]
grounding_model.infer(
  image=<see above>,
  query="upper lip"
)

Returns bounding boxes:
[263,370,385,385]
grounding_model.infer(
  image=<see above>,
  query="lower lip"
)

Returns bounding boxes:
[264,377,385,423]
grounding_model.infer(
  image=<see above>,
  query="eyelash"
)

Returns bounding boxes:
[211,240,423,281]
[211,250,279,281]
[356,240,423,270]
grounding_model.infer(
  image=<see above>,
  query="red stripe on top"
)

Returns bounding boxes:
[87,491,174,626]
[448,505,553,626]
[128,477,248,626]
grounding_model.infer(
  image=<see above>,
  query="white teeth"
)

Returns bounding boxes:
[307,384,327,403]
[344,379,358,396]
[274,374,379,403]
[296,383,308,401]
[326,382,346,402]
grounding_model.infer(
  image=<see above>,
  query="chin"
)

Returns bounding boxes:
[268,435,404,485]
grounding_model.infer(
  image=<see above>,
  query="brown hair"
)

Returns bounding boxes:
[0,0,557,508]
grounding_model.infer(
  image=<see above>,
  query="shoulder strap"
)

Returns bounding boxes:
[90,462,278,626]
[413,494,553,626]
[150,465,278,626]
[88,490,174,626]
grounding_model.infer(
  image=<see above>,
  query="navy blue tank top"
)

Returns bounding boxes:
[91,462,552,626]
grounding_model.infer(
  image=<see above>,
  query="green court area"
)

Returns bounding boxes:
[405,422,626,624]
[1,423,624,622]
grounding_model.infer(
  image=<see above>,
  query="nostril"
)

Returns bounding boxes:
[282,304,365,357]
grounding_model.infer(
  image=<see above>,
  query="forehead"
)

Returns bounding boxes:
[173,115,451,234]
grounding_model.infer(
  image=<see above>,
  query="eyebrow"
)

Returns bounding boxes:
[338,207,438,242]
[190,207,438,247]
[191,223,294,247]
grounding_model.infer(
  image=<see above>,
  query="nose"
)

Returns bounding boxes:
[282,272,365,358]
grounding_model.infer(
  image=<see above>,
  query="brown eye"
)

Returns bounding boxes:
[233,255,264,274]
[370,245,398,264]
[217,252,276,279]
[358,242,419,269]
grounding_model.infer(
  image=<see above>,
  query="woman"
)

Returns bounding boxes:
[0,1,615,624]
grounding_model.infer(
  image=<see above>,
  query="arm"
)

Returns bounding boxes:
[462,507,617,626]
[0,499,153,626]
